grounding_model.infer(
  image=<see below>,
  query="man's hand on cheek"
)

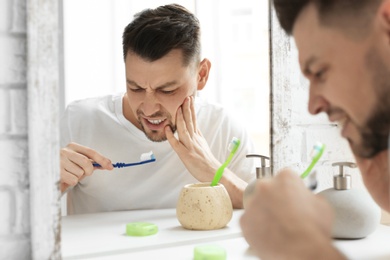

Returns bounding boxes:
[165,96,220,182]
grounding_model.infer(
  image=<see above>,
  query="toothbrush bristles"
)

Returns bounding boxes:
[140,151,155,161]
[228,137,240,151]
[310,142,324,157]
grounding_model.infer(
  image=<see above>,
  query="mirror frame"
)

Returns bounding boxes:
[27,0,61,258]
[270,4,292,174]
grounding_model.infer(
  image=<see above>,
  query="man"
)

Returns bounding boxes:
[240,0,390,259]
[60,4,256,214]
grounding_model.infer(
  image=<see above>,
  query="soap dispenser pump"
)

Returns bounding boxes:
[318,162,381,239]
[243,154,270,208]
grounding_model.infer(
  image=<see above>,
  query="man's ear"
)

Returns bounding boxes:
[197,58,211,91]
[378,0,390,42]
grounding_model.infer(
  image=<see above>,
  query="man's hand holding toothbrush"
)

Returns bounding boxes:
[60,143,114,193]
[165,96,247,208]
[240,170,345,259]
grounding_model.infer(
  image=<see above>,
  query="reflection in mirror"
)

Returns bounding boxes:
[60,0,269,216]
[60,0,270,257]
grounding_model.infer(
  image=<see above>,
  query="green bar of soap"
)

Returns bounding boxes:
[194,245,226,260]
[126,222,158,236]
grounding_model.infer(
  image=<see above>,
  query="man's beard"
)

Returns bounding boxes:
[137,110,176,142]
[357,104,390,158]
[353,47,390,158]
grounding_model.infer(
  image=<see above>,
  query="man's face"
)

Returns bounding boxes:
[123,49,199,142]
[293,3,390,158]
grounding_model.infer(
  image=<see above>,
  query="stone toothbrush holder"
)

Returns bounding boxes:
[176,182,233,230]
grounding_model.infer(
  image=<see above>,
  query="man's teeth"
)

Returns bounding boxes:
[148,119,163,125]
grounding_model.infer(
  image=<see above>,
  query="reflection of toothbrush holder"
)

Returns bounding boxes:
[243,154,270,208]
[318,162,381,239]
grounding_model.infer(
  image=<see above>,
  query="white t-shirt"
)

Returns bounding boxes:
[61,94,256,214]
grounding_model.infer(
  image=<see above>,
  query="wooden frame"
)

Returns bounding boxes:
[27,0,61,258]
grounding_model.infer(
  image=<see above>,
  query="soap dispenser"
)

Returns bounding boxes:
[243,154,270,208]
[318,162,381,239]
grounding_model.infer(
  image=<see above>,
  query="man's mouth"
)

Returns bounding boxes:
[328,110,350,137]
[142,117,168,131]
[336,115,348,128]
[147,119,164,125]
[335,115,350,138]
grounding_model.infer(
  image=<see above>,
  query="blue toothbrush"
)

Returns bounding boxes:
[93,151,156,168]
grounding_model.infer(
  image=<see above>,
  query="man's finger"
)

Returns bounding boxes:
[66,142,113,170]
[190,96,198,132]
[182,97,195,135]
[175,107,191,144]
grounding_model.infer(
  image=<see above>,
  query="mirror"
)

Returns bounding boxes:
[59,0,270,252]
[60,0,271,214]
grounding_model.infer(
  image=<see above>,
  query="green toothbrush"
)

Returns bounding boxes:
[211,137,241,186]
[300,142,325,179]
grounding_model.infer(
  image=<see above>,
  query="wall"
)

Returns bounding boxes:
[0,0,31,258]
[0,0,61,259]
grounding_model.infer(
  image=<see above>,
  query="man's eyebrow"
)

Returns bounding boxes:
[155,81,178,90]
[126,79,141,88]
[302,56,318,75]
[126,79,178,89]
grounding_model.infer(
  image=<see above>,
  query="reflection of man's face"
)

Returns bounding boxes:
[293,3,390,158]
[123,49,198,142]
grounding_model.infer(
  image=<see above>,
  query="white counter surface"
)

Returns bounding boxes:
[62,208,390,259]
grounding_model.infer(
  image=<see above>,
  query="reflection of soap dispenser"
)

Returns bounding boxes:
[243,154,270,208]
[318,162,381,239]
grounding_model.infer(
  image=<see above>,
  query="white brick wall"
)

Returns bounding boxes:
[0,0,31,259]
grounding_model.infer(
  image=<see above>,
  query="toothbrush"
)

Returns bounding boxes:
[307,170,318,191]
[211,137,241,186]
[93,151,156,168]
[300,142,325,179]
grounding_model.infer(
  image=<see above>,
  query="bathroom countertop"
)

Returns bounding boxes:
[62,209,390,260]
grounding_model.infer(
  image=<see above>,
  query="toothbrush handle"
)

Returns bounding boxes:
[211,167,224,186]
[224,152,235,166]
[300,154,321,179]
[92,162,105,167]
[114,159,156,168]
[211,152,234,186]
[92,158,156,168]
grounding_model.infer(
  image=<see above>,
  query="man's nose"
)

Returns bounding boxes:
[308,87,329,115]
[142,92,160,116]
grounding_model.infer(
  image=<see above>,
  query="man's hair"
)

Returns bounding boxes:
[273,0,382,36]
[122,4,201,66]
